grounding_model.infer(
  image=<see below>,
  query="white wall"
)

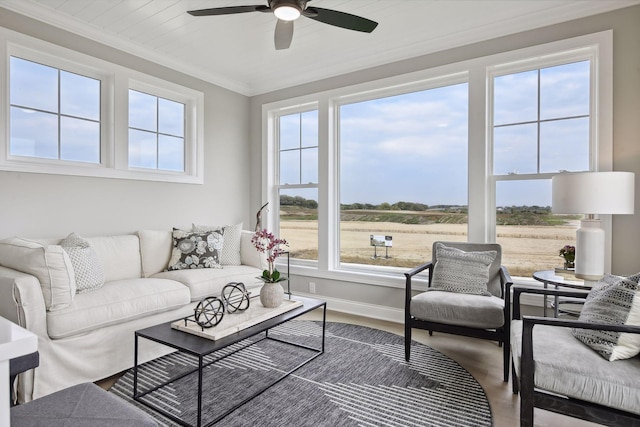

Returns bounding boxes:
[249,5,640,315]
[0,8,252,239]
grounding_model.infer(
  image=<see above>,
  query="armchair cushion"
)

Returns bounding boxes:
[571,273,640,361]
[411,290,505,328]
[431,243,496,296]
[511,319,640,415]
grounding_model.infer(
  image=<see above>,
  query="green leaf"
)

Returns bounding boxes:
[262,270,270,280]
[272,270,280,281]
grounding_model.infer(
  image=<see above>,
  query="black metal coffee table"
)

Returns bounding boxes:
[133,295,326,427]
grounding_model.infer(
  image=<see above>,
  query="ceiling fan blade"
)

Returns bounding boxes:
[304,7,378,33]
[187,5,270,17]
[274,19,294,50]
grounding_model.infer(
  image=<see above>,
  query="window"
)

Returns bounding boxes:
[263,31,611,284]
[491,59,593,277]
[129,90,185,172]
[338,83,468,269]
[276,110,319,261]
[1,35,204,184]
[9,56,101,164]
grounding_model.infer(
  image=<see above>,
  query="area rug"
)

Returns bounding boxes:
[109,321,492,426]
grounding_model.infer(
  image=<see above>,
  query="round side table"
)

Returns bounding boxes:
[532,270,592,317]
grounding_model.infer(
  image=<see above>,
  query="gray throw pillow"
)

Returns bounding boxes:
[168,228,224,271]
[572,273,640,361]
[430,243,496,296]
[192,223,242,266]
[60,232,105,294]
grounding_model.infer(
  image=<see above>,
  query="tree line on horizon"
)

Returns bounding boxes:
[280,195,552,213]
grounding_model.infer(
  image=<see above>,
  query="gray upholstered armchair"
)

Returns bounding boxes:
[404,241,513,382]
[511,284,640,427]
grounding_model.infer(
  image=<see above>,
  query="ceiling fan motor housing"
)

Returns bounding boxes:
[270,0,307,21]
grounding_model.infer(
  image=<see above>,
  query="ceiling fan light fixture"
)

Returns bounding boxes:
[272,0,302,21]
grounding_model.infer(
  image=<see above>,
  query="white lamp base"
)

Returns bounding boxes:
[575,218,604,281]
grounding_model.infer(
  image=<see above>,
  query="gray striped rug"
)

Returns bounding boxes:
[110,321,492,426]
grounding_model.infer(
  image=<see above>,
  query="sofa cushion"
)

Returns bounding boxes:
[138,229,172,277]
[153,265,263,301]
[46,278,190,339]
[168,228,224,271]
[85,235,142,282]
[240,230,267,270]
[193,223,243,266]
[411,290,504,328]
[0,237,76,311]
[572,273,640,361]
[511,319,640,415]
[60,232,106,294]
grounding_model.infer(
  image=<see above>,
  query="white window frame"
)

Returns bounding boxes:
[0,28,204,184]
[262,30,612,288]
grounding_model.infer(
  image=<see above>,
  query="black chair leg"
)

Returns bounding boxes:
[503,339,510,382]
[428,330,433,336]
[405,324,411,361]
[511,364,519,395]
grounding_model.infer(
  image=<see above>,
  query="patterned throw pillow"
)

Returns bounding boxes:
[192,223,242,265]
[572,273,640,361]
[168,228,224,271]
[60,232,105,294]
[430,243,496,296]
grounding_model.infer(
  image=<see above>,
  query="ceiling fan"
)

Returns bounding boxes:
[187,0,378,50]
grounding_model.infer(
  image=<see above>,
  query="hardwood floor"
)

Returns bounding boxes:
[97,309,603,427]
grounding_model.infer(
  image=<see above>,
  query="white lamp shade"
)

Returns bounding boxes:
[552,171,635,215]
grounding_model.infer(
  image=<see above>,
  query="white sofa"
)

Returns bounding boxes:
[0,228,266,402]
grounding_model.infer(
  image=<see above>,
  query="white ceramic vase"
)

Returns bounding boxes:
[260,282,284,308]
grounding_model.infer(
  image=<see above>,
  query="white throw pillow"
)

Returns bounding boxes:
[60,232,105,294]
[192,222,242,265]
[431,243,496,296]
[572,273,640,361]
[0,237,76,310]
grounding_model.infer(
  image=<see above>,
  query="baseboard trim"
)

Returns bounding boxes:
[295,289,545,325]
[295,292,405,324]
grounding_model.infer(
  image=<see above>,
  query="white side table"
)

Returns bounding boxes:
[0,317,37,427]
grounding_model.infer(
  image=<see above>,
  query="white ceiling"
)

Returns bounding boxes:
[1,0,638,96]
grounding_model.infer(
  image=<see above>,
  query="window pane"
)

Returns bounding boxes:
[158,98,184,137]
[300,147,317,184]
[540,61,590,120]
[279,114,300,150]
[129,129,157,169]
[339,83,468,268]
[493,123,537,175]
[10,107,58,159]
[280,150,300,185]
[158,135,184,172]
[10,57,58,113]
[129,90,157,131]
[496,180,577,277]
[301,110,318,148]
[60,117,100,163]
[494,70,538,125]
[540,118,589,173]
[279,188,318,261]
[60,71,100,121]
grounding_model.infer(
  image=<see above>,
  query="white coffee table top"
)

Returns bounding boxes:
[1,316,38,427]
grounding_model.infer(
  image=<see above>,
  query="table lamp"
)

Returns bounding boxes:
[552,171,635,280]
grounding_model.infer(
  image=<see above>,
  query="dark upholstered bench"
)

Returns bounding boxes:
[10,382,157,426]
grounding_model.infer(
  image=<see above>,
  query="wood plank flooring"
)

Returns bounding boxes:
[97,309,603,427]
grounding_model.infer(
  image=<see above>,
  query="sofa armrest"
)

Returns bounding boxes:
[0,266,48,336]
[239,230,267,270]
[512,286,589,320]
